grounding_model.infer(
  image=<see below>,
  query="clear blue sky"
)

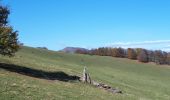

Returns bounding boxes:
[2,0,170,51]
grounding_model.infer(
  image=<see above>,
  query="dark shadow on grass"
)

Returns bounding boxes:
[0,63,80,82]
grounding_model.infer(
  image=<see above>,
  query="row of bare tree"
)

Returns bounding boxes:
[76,47,170,65]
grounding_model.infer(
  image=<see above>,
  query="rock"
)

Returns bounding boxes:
[92,81,100,86]
[109,89,122,93]
[81,67,122,94]
[108,88,122,94]
[82,66,87,82]
[87,73,92,84]
[103,84,111,89]
[92,81,122,94]
[82,66,91,84]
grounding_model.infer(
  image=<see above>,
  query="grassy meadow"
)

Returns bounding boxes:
[0,46,170,100]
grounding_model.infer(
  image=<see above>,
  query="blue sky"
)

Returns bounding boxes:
[2,0,170,51]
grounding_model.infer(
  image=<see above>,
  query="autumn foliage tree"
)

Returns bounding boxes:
[166,53,170,65]
[111,47,126,57]
[154,50,165,64]
[75,47,170,65]
[0,4,19,56]
[147,50,155,62]
[137,49,148,63]
[127,48,137,60]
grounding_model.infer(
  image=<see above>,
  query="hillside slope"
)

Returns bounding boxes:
[0,46,170,100]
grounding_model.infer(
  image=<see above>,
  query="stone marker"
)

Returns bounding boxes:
[81,67,122,94]
[82,66,91,84]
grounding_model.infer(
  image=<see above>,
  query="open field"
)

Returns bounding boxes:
[0,46,170,100]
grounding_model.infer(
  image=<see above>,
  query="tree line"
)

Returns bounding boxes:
[75,47,170,65]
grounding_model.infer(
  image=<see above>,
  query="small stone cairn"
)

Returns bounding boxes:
[81,66,122,94]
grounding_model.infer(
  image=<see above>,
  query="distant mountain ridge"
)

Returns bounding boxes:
[60,47,88,53]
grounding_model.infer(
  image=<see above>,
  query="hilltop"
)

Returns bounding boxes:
[60,47,88,53]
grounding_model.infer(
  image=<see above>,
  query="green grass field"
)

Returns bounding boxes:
[0,46,170,100]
